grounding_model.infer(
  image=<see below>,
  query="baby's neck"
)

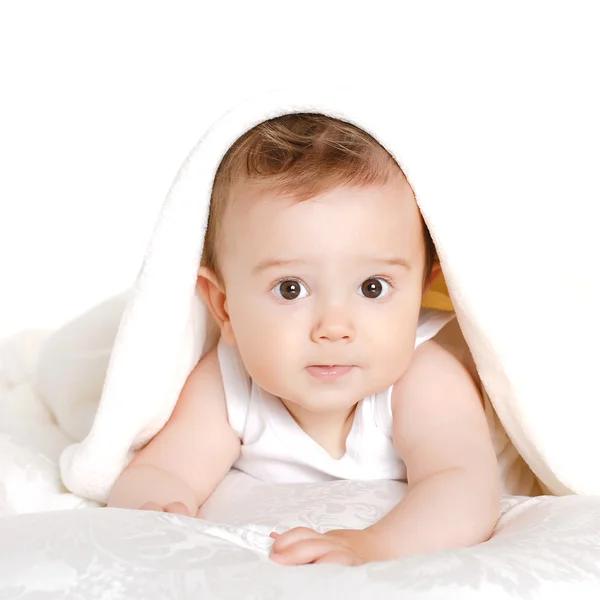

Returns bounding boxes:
[279,399,357,460]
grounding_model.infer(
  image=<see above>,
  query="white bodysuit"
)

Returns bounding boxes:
[216,309,456,484]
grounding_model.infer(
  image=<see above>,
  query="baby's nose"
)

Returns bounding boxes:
[311,315,354,343]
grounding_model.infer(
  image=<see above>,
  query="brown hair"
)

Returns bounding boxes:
[200,113,436,288]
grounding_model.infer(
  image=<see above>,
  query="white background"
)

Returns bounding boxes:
[0,1,597,339]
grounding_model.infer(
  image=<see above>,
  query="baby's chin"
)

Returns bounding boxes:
[273,372,389,411]
[279,394,361,419]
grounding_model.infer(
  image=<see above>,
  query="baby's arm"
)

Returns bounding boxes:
[269,340,502,565]
[107,345,241,516]
[364,339,501,559]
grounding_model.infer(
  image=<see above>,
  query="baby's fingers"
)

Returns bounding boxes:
[271,527,322,552]
[314,550,362,566]
[271,537,338,565]
[164,502,191,516]
[138,502,191,516]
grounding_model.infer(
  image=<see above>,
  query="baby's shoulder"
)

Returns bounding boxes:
[409,338,463,371]
[392,339,478,406]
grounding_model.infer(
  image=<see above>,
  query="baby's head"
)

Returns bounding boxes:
[198,113,440,414]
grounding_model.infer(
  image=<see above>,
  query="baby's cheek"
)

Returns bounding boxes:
[377,321,417,377]
[236,321,296,385]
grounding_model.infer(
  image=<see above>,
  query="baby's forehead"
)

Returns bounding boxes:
[221,177,423,264]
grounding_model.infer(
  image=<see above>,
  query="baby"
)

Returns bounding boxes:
[108,113,501,565]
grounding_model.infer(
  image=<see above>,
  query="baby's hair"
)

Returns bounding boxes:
[201,113,436,288]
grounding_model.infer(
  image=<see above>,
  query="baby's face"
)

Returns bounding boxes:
[218,170,429,415]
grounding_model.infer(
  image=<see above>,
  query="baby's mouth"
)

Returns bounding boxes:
[306,365,354,380]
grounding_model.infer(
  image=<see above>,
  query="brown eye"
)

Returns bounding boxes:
[360,278,391,299]
[273,279,307,301]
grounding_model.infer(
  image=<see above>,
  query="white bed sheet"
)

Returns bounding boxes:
[2,331,600,598]
[1,473,600,599]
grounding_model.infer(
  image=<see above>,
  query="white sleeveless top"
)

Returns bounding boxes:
[217,308,456,484]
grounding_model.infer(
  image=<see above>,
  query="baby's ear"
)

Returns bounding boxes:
[423,262,443,296]
[196,267,232,339]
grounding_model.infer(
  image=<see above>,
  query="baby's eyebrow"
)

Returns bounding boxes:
[251,256,411,276]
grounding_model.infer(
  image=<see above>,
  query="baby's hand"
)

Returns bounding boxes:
[269,527,377,566]
[139,501,191,516]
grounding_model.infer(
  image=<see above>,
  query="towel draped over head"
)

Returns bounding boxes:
[34,86,598,502]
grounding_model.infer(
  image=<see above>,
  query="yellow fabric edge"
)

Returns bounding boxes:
[421,275,454,312]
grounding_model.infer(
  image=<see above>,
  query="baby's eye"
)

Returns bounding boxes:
[358,277,392,299]
[272,279,309,301]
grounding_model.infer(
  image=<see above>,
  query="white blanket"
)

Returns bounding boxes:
[0,330,98,514]
[10,84,599,504]
[3,477,600,598]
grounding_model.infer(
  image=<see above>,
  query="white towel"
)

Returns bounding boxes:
[35,85,598,502]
